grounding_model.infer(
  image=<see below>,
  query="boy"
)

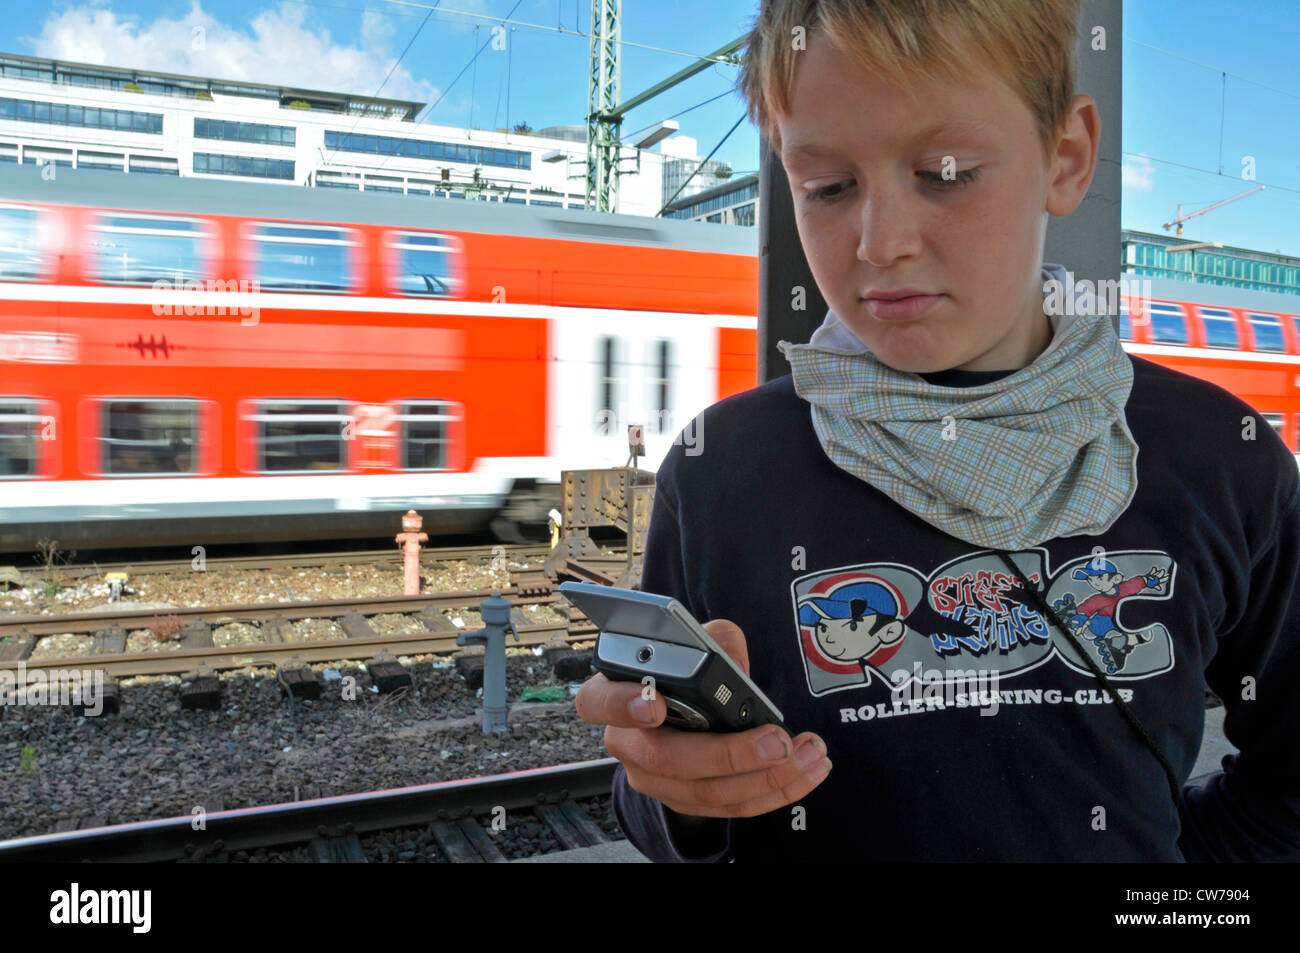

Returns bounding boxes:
[574,0,1300,861]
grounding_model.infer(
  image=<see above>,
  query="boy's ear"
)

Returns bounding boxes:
[1044,94,1100,218]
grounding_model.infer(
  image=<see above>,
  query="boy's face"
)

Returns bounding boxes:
[776,31,1095,373]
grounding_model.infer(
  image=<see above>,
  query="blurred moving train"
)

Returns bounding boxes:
[1,163,1297,554]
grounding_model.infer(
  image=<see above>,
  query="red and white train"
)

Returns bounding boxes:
[0,163,1295,553]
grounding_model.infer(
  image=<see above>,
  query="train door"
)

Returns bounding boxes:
[548,315,718,472]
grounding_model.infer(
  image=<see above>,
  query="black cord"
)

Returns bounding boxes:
[992,550,1182,807]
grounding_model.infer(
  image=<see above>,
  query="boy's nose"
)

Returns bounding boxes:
[857,189,922,265]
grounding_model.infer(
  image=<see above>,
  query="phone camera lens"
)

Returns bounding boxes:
[636,645,654,664]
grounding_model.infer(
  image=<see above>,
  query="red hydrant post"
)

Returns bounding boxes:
[395,509,428,595]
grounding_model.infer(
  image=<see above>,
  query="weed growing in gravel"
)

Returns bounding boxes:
[151,614,182,642]
[34,538,75,593]
[19,745,36,778]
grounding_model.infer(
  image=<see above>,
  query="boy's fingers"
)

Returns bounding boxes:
[607,724,826,782]
[658,765,831,820]
[701,619,750,676]
[575,672,665,728]
[634,744,833,818]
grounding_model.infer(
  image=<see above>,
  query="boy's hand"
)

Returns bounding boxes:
[575,618,832,819]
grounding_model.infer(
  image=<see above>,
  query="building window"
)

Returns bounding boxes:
[100,399,200,476]
[399,401,458,470]
[128,155,179,175]
[21,147,72,168]
[194,117,295,146]
[389,231,461,297]
[324,130,532,170]
[1198,307,1239,349]
[316,171,360,189]
[248,222,357,293]
[0,205,46,281]
[1248,313,1286,353]
[194,152,294,180]
[247,399,348,472]
[89,214,209,285]
[0,96,162,133]
[77,151,125,171]
[0,398,41,478]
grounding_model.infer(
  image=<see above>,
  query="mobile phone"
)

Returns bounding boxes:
[558,580,787,733]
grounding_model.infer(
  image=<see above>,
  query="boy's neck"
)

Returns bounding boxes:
[951,308,1055,373]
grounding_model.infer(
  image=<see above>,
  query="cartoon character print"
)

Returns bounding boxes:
[792,548,1176,698]
[1052,558,1170,674]
[798,580,908,675]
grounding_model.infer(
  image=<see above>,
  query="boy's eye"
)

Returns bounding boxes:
[803,167,981,203]
[918,168,981,188]
[805,180,852,203]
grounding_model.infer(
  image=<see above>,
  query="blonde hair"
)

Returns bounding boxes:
[738,0,1081,165]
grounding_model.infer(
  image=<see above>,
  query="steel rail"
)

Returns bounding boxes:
[0,758,619,862]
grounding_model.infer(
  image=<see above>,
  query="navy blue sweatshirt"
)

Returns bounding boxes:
[611,355,1300,861]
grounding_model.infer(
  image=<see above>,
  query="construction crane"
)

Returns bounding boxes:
[1162,185,1266,236]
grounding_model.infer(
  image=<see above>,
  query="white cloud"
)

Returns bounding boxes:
[1123,153,1155,191]
[21,0,441,104]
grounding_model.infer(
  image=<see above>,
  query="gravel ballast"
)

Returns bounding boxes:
[0,650,619,849]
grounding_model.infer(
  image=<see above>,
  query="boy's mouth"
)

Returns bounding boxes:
[861,292,943,321]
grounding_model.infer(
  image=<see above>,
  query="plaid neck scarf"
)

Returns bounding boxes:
[776,263,1139,551]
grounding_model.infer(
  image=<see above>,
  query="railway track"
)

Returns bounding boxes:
[11,542,553,581]
[0,584,597,679]
[0,759,621,863]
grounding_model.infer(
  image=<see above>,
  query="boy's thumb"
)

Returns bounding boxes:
[701,619,750,676]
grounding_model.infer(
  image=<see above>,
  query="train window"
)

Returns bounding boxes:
[399,401,458,470]
[249,223,358,293]
[248,399,348,472]
[89,214,210,284]
[100,400,200,476]
[0,205,46,281]
[1247,313,1286,352]
[596,336,621,434]
[0,398,40,478]
[389,231,462,297]
[655,340,673,434]
[1262,413,1286,445]
[1197,307,1239,349]
[1147,302,1188,345]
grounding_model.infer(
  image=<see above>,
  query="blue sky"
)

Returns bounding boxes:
[3,0,1296,256]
